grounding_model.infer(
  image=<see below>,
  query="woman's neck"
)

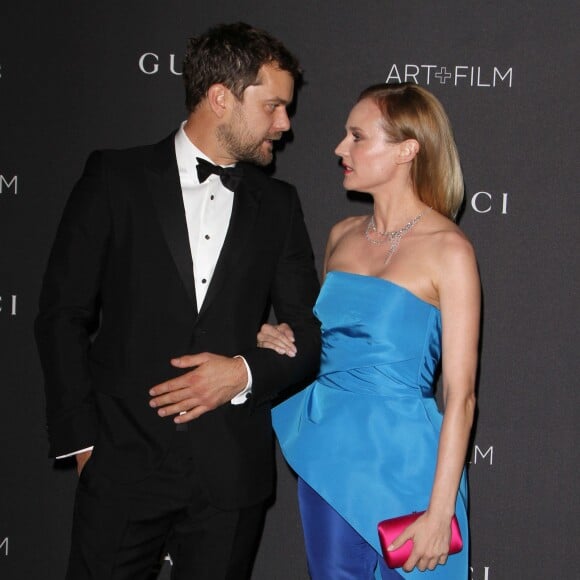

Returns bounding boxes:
[370,188,425,233]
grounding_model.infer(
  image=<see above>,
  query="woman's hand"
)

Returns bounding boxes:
[388,511,452,572]
[256,323,297,357]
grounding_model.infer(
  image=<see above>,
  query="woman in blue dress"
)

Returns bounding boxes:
[258,83,480,579]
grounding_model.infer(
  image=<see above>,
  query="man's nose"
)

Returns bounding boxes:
[273,108,291,132]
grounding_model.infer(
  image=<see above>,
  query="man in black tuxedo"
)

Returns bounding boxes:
[35,22,320,580]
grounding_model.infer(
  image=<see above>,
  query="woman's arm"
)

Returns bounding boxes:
[389,232,480,572]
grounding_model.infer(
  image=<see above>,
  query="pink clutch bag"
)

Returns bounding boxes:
[377,511,463,569]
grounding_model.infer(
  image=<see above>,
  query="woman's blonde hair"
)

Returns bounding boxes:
[358,83,464,219]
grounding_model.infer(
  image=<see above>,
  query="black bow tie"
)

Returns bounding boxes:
[196,157,243,192]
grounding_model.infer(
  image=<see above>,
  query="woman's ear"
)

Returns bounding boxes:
[396,139,420,164]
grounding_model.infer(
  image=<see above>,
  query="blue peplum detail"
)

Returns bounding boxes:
[273,271,468,579]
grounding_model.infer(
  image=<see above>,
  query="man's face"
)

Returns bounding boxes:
[218,64,294,166]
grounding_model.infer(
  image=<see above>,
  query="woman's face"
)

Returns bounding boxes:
[334,98,402,194]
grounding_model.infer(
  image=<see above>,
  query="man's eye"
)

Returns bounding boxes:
[352,133,361,141]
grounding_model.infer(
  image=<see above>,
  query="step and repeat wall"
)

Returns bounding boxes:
[1,2,578,578]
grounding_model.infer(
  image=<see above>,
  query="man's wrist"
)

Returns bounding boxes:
[231,355,252,405]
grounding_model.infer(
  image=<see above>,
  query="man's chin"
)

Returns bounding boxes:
[255,153,274,167]
[244,150,274,167]
[235,142,275,167]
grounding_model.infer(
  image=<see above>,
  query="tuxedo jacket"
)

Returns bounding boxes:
[35,133,321,509]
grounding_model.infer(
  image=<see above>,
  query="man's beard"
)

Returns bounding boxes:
[217,111,279,167]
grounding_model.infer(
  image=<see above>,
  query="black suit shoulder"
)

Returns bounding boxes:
[83,132,175,173]
[238,162,297,193]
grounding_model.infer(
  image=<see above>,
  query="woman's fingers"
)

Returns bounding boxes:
[257,323,297,356]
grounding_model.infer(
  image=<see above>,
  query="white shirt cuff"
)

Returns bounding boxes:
[231,355,252,405]
[56,446,94,459]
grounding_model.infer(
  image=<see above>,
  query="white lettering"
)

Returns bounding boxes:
[385,64,402,83]
[404,64,420,83]
[435,67,452,84]
[471,191,492,213]
[476,66,491,87]
[454,66,469,86]
[471,191,509,214]
[470,566,491,580]
[473,445,493,465]
[385,64,513,89]
[169,54,182,76]
[0,175,18,194]
[138,53,159,75]
[421,65,437,84]
[494,67,513,87]
[0,537,7,556]
[502,193,509,214]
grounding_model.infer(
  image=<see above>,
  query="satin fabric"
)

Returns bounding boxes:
[273,271,469,578]
[378,512,463,569]
[299,478,401,579]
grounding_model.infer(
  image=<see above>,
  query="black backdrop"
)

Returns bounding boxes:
[1,2,579,578]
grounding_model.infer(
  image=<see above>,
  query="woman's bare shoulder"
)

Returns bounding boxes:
[425,212,473,250]
[436,226,474,260]
[426,231,477,300]
[328,215,368,241]
[418,213,476,279]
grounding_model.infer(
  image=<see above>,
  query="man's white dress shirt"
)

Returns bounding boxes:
[174,122,252,403]
[58,124,252,458]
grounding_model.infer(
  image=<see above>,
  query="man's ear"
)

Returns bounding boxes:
[396,139,420,164]
[207,84,230,118]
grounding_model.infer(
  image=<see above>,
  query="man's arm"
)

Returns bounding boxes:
[241,187,321,405]
[35,151,110,457]
[149,186,320,421]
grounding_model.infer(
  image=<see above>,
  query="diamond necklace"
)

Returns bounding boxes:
[364,208,429,264]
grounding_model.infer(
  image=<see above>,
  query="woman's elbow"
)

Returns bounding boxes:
[464,392,477,427]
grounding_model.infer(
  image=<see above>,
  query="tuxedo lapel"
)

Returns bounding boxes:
[196,173,260,321]
[146,134,198,313]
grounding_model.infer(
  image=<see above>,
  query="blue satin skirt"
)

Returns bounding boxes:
[298,478,402,580]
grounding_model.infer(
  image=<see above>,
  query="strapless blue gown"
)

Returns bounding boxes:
[273,271,468,579]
